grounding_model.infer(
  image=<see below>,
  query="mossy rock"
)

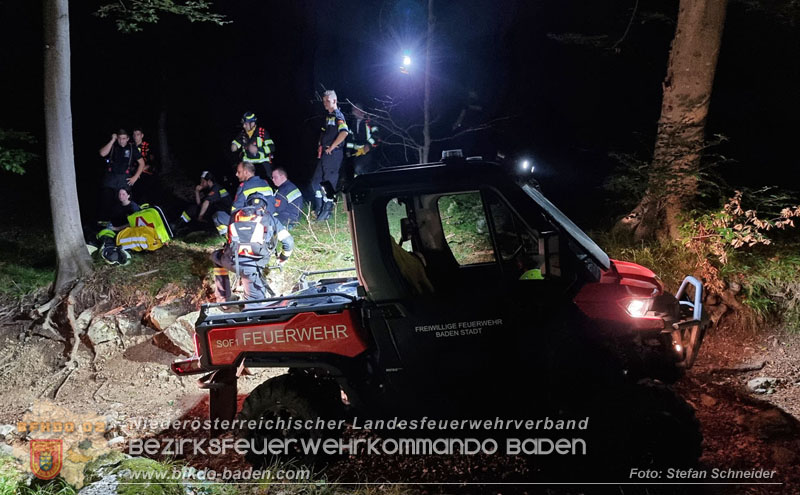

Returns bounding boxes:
[83,450,130,484]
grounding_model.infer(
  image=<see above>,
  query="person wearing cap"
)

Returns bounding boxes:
[212,161,273,236]
[98,129,145,221]
[176,171,231,233]
[231,112,275,180]
[311,90,350,222]
[270,166,304,228]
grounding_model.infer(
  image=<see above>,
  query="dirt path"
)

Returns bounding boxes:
[1,320,799,493]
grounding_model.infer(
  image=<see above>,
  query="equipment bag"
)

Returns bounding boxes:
[227,206,274,260]
[116,225,163,252]
[127,204,173,243]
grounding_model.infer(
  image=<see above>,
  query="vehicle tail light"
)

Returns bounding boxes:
[171,357,204,375]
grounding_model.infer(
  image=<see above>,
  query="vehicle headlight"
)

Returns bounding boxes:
[625,298,652,318]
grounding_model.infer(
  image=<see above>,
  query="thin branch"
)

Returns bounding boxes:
[611,0,639,51]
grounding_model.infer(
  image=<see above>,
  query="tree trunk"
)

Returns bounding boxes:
[43,0,92,293]
[625,0,728,240]
[421,0,434,163]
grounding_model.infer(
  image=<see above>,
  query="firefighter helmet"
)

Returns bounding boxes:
[242,112,257,123]
[245,193,269,213]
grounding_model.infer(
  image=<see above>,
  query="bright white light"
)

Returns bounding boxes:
[521,160,530,170]
[403,55,412,66]
[626,299,648,318]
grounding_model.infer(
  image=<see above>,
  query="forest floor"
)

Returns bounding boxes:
[0,301,798,493]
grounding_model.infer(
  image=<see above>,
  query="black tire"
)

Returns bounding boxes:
[620,379,703,467]
[237,373,343,467]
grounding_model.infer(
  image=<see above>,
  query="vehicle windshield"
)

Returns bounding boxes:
[521,184,611,271]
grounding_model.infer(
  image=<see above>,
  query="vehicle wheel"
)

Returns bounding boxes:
[619,379,702,467]
[237,373,343,467]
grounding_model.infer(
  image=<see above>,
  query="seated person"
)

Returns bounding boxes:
[83,188,140,259]
[111,188,141,230]
[271,166,304,228]
[391,238,434,295]
[175,171,231,233]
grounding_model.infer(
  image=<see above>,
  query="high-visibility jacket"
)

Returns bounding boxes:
[230,176,275,215]
[233,126,275,163]
[274,180,303,226]
[346,118,379,156]
[116,226,163,251]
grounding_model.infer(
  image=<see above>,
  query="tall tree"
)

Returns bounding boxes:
[624,0,729,240]
[43,0,93,293]
[421,0,434,163]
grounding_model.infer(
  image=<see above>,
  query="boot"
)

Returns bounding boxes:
[312,196,323,219]
[315,201,334,222]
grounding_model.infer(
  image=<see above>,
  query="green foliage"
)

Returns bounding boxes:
[0,225,55,297]
[95,0,230,33]
[0,456,77,495]
[603,135,731,219]
[594,231,695,291]
[722,250,800,332]
[0,455,22,495]
[0,129,37,175]
[437,193,495,265]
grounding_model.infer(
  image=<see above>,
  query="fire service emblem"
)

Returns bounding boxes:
[30,439,63,480]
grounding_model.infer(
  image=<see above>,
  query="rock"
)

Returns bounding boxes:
[728,281,742,294]
[700,394,717,407]
[107,436,125,447]
[152,311,199,356]
[76,309,94,333]
[147,299,195,332]
[115,315,143,337]
[78,474,119,495]
[771,446,798,465]
[750,408,796,440]
[83,450,130,484]
[705,294,719,305]
[0,441,12,456]
[87,318,118,346]
[747,377,778,394]
[0,424,15,437]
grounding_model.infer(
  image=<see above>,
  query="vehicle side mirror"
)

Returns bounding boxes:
[539,231,561,277]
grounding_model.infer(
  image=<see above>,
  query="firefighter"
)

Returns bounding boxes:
[271,166,304,228]
[311,90,350,222]
[212,162,273,236]
[98,129,145,222]
[346,103,380,176]
[231,112,275,179]
[131,127,158,204]
[175,171,231,234]
[211,193,293,309]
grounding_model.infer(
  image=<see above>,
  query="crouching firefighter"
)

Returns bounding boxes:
[210,193,293,309]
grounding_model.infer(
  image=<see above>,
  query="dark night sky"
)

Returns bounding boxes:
[0,0,797,225]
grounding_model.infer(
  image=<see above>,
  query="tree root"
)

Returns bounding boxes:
[39,280,86,364]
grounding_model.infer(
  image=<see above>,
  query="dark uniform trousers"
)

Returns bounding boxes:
[211,247,267,305]
[312,148,344,213]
